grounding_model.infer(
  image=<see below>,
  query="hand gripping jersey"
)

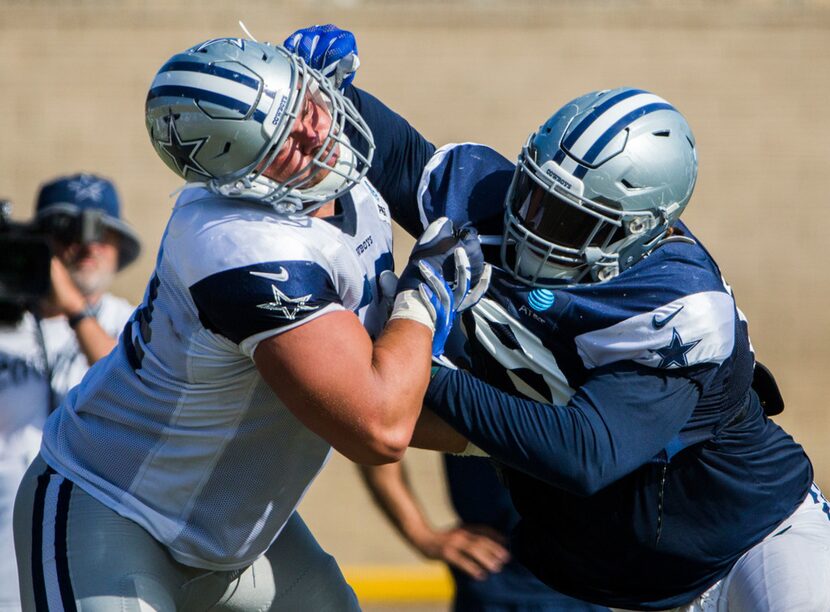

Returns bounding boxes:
[40,183,394,570]
[413,144,813,610]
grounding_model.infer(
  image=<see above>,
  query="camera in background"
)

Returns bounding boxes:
[0,200,52,323]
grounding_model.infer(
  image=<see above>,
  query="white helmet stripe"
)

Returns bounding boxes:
[566,93,668,161]
[149,70,273,119]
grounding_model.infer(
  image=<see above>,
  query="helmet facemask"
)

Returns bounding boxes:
[502,138,663,285]
[213,56,374,214]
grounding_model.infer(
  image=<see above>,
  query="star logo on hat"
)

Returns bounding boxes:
[67,175,106,202]
[158,110,211,178]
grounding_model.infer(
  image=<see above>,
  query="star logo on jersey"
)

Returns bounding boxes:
[651,328,701,369]
[67,175,106,202]
[256,284,319,320]
[157,110,211,178]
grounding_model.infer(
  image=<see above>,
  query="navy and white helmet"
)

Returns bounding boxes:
[502,87,697,284]
[145,38,374,214]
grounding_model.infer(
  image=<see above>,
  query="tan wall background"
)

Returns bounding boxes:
[2,1,829,607]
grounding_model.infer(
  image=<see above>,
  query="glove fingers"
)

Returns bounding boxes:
[285,33,302,52]
[418,261,452,312]
[417,284,438,323]
[452,247,472,307]
[458,263,492,311]
[378,269,399,301]
[418,217,454,247]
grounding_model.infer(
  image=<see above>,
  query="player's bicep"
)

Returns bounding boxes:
[252,310,376,448]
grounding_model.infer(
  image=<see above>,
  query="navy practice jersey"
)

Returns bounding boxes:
[345,88,814,610]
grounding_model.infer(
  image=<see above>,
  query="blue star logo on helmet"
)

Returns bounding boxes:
[157,111,211,179]
[528,289,555,312]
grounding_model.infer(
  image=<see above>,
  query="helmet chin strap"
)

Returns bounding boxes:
[516,250,582,282]
[515,245,622,284]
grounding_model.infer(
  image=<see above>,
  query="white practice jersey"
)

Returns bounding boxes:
[40,183,395,570]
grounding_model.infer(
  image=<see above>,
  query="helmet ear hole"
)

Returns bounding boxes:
[652,130,671,137]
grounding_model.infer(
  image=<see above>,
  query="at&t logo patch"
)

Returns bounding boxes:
[528,289,555,312]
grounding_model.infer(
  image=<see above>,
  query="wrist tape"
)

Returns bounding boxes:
[389,290,434,334]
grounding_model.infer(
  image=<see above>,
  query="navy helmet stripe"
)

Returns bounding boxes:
[552,149,567,164]
[158,60,262,92]
[581,102,675,165]
[147,85,267,123]
[562,88,647,150]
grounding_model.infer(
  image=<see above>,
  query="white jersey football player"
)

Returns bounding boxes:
[12,38,487,611]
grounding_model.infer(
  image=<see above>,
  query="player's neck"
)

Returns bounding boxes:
[309,200,336,218]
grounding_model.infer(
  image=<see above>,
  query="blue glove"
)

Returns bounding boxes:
[393,218,491,358]
[283,24,359,90]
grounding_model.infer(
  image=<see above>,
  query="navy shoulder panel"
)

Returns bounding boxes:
[419,144,512,237]
[189,260,341,344]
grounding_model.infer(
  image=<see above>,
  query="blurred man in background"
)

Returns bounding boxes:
[0,173,139,610]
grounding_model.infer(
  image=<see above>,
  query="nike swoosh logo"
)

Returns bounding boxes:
[250,268,289,282]
[652,305,684,329]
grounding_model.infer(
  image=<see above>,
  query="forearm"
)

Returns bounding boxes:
[366,318,434,448]
[72,317,118,364]
[255,313,433,465]
[346,86,436,236]
[425,365,702,495]
[410,408,468,454]
[359,462,436,553]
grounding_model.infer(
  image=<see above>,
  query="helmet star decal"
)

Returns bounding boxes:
[256,284,319,320]
[157,110,211,179]
[67,175,107,202]
[651,328,701,369]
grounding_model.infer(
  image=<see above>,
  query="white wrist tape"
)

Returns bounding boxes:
[389,290,435,333]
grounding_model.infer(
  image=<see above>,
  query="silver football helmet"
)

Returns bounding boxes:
[502,87,697,284]
[145,37,374,214]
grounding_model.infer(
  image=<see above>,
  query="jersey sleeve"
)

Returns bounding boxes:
[416,143,514,238]
[426,360,718,496]
[345,88,511,238]
[189,258,342,356]
[345,86,437,236]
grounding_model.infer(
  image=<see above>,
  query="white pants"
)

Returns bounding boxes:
[615,483,830,612]
[13,455,361,611]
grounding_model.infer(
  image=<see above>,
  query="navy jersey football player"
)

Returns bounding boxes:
[12,38,489,610]
[285,25,830,612]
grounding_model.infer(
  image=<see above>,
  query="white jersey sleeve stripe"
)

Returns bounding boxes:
[575,291,736,370]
